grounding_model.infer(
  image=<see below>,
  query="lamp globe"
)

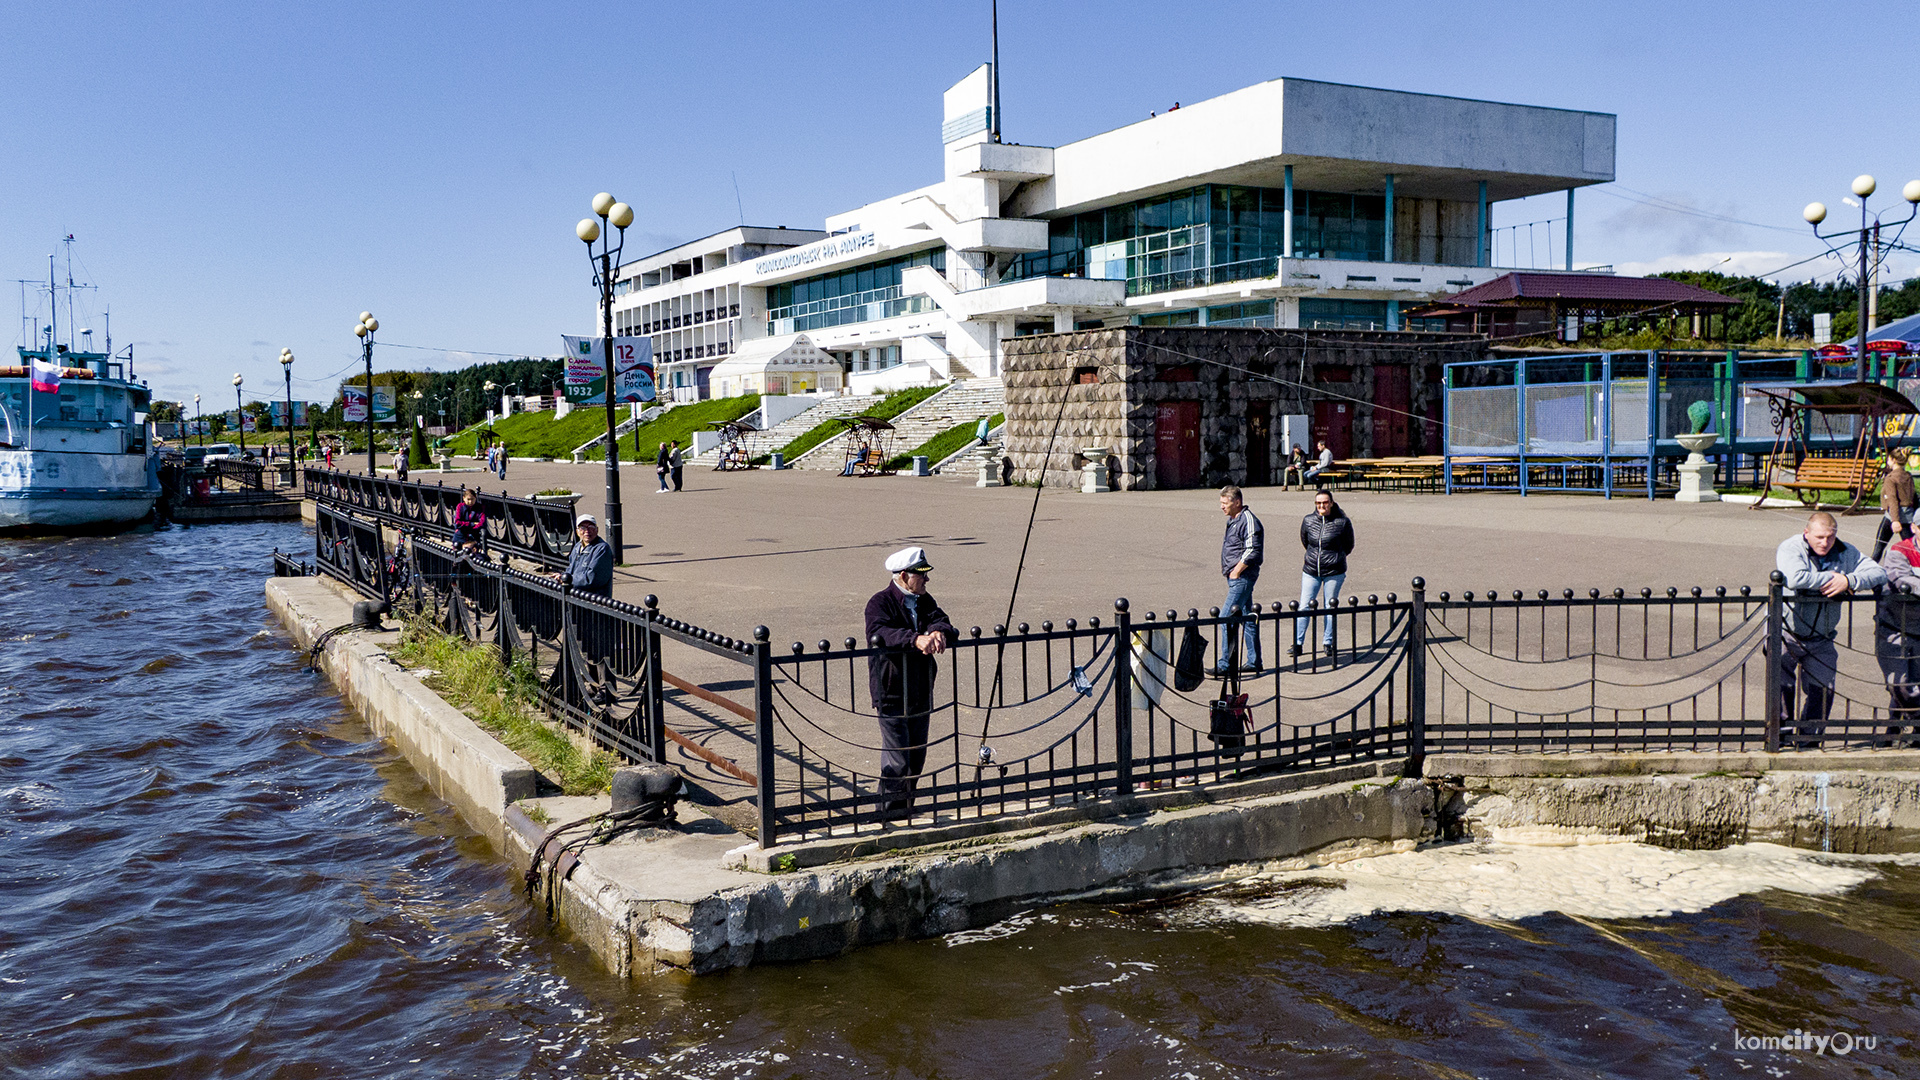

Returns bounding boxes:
[609,202,634,229]
[576,218,601,243]
[1803,202,1828,225]
[591,192,616,217]
[1852,175,1877,198]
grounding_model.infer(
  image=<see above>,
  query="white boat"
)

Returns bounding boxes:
[0,348,160,531]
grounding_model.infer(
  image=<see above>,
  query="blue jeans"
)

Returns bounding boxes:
[1296,572,1346,647]
[1219,575,1260,671]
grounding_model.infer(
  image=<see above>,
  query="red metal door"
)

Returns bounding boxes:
[1313,400,1352,459]
[1372,365,1410,456]
[1154,401,1201,489]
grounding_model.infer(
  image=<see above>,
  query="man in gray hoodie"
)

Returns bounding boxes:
[1776,511,1885,747]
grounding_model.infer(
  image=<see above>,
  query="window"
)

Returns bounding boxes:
[1073,366,1099,384]
[1138,309,1198,327]
[1205,301,1274,328]
[765,249,947,334]
[1300,299,1389,331]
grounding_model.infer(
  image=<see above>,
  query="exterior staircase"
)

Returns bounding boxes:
[795,378,1005,471]
[689,394,884,463]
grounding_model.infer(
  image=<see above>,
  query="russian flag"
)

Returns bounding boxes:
[30,359,60,394]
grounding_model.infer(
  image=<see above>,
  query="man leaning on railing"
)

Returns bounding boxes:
[1775,511,1885,748]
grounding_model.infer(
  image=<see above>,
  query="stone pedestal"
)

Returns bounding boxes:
[975,444,1002,487]
[1080,446,1111,494]
[1673,432,1719,503]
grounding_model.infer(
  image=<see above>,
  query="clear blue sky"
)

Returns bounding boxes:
[5,0,1916,408]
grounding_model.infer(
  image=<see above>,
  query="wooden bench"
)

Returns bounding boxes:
[1776,456,1880,506]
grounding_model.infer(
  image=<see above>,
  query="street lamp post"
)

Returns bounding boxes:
[577,192,633,561]
[232,374,247,456]
[353,312,379,473]
[279,348,296,462]
[1803,176,1920,381]
[194,394,202,447]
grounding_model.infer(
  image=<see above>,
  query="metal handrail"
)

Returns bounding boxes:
[303,466,577,569]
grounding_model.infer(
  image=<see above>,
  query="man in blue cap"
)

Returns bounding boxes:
[864,546,958,821]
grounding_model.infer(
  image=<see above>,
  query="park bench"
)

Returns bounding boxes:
[1776,455,1879,507]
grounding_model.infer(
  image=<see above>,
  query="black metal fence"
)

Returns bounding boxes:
[303,466,577,569]
[300,505,1917,848]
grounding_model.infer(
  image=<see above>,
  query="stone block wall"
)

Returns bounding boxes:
[1003,327,1484,490]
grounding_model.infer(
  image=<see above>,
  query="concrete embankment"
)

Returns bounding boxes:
[266,574,1438,975]
[267,576,1920,978]
[1426,752,1920,853]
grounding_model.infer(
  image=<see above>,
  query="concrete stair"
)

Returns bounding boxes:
[689,394,884,463]
[794,378,1005,471]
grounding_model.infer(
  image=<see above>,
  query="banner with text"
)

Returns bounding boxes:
[562,335,655,404]
[341,386,369,423]
[372,386,396,424]
[269,401,310,429]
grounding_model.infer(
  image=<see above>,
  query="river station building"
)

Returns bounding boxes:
[609,67,1616,404]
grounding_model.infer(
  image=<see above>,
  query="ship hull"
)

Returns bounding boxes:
[0,449,159,533]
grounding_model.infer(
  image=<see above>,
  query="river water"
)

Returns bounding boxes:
[3,522,1917,1079]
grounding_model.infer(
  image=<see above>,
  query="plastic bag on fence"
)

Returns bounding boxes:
[1173,625,1207,692]
[1209,692,1250,751]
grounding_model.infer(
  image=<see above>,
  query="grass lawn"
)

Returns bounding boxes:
[450,395,760,462]
[885,412,1001,471]
[770,386,943,463]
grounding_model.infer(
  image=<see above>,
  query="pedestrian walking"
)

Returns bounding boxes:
[669,441,684,492]
[496,442,509,480]
[864,546,957,821]
[394,442,409,482]
[1873,532,1920,747]
[1777,511,1885,748]
[1214,485,1263,675]
[1874,447,1918,560]
[655,441,670,493]
[1296,489,1354,659]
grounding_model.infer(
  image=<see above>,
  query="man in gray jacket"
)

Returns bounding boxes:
[1216,485,1264,675]
[1776,511,1885,747]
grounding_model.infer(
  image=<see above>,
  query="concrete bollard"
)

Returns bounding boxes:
[1080,446,1111,493]
[913,455,929,476]
[770,452,785,470]
[571,449,586,465]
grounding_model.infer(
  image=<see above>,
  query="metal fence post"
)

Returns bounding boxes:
[1765,571,1784,753]
[643,594,666,764]
[492,557,511,668]
[1408,578,1427,776]
[1113,599,1133,797]
[752,626,778,848]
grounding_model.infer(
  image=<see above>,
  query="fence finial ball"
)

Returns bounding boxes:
[754,625,770,642]
[1411,577,1425,589]
[1114,598,1129,613]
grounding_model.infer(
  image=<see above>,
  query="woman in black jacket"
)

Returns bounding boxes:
[1296,489,1354,656]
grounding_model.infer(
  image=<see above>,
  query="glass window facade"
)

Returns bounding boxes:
[1299,298,1389,331]
[766,248,946,334]
[1006,184,1399,297]
[1205,300,1274,328]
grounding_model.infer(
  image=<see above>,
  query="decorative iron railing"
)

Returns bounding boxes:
[303,466,577,569]
[298,511,1918,848]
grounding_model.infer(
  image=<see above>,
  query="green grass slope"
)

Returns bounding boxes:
[772,386,943,463]
[885,412,1001,471]
[452,395,760,462]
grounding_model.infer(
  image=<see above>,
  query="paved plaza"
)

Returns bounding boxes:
[433,457,1848,643]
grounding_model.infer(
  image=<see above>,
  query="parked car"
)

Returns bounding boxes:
[182,446,210,466]
[201,443,248,463]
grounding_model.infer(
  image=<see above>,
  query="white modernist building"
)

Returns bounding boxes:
[612,67,1616,401]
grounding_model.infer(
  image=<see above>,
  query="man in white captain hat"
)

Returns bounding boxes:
[864,545,958,821]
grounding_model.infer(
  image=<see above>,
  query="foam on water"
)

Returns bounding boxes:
[1192,836,1917,928]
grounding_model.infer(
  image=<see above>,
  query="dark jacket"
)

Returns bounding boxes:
[564,536,615,596]
[1301,508,1354,578]
[1221,508,1263,582]
[865,583,957,716]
